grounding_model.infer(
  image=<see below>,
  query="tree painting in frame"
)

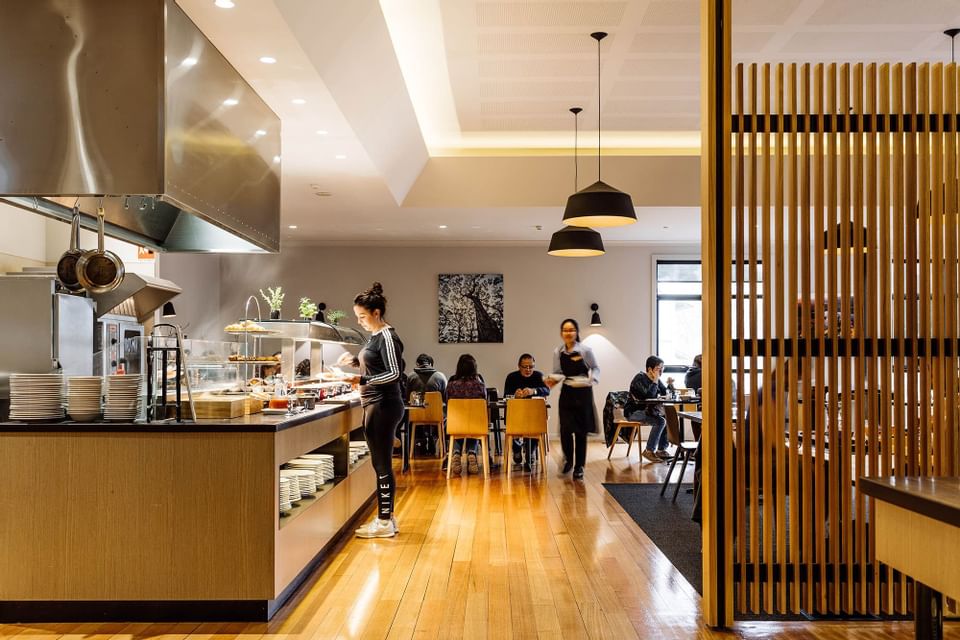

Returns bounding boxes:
[438,274,504,343]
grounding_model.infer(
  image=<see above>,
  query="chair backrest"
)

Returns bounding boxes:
[409,390,443,423]
[504,398,548,436]
[664,404,682,446]
[446,398,489,436]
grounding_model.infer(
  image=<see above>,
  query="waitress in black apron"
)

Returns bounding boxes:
[546,318,599,480]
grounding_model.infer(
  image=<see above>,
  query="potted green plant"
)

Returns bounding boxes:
[327,309,346,326]
[260,286,285,319]
[298,297,319,321]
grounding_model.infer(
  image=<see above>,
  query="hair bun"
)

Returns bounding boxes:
[369,282,384,295]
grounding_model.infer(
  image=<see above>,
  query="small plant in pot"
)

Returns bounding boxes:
[298,297,319,321]
[327,309,346,326]
[260,286,285,319]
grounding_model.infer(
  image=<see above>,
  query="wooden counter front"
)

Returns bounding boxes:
[0,402,371,621]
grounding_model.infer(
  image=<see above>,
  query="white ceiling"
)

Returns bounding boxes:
[176,0,960,248]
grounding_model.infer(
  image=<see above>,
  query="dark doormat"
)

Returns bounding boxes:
[602,483,911,623]
[602,482,704,595]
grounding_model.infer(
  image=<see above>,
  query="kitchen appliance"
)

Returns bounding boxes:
[96,314,144,377]
[0,0,281,253]
[0,277,94,419]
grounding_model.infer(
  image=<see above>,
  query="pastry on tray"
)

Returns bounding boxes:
[224,319,268,333]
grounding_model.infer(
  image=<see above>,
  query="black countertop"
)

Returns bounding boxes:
[0,400,361,433]
[859,476,960,529]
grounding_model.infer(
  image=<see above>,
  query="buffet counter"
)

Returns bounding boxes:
[0,400,372,622]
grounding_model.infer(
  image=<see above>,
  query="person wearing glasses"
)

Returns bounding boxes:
[503,353,550,471]
[625,355,673,464]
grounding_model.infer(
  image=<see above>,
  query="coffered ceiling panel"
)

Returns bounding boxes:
[476,1,628,27]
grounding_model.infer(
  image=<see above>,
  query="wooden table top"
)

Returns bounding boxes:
[859,476,960,529]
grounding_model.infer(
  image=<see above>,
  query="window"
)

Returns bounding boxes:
[656,260,702,369]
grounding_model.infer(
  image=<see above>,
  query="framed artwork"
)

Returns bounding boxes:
[438,273,504,343]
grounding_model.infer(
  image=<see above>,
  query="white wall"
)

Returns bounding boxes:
[208,244,699,433]
[157,253,222,341]
[0,201,47,272]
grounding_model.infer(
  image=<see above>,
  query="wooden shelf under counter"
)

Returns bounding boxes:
[0,402,373,622]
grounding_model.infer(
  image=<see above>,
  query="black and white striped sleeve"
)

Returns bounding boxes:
[361,330,401,385]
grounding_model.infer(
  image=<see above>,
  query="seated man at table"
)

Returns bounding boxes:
[625,355,672,463]
[407,353,447,455]
[503,353,550,470]
[684,354,702,393]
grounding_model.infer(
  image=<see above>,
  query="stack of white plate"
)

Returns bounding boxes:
[9,374,64,421]
[67,376,103,421]
[104,375,143,421]
[298,454,335,483]
[286,457,331,487]
[279,477,294,514]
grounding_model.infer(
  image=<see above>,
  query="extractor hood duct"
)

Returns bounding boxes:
[0,0,281,253]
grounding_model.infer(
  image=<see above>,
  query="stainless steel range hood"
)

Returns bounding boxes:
[0,0,280,253]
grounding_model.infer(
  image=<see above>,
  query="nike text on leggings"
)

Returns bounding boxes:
[363,397,402,519]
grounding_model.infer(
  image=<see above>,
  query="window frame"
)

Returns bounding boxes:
[652,256,703,371]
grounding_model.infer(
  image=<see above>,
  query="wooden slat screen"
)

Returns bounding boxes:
[729,62,960,616]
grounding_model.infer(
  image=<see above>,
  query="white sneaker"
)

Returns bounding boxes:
[355,518,397,538]
[391,516,399,533]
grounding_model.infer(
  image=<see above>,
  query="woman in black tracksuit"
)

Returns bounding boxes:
[337,282,404,538]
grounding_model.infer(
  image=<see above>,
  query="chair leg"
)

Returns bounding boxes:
[480,436,490,478]
[673,452,691,503]
[539,436,547,475]
[507,437,513,478]
[607,425,622,460]
[447,437,456,479]
[435,423,444,458]
[625,426,637,459]
[660,451,681,497]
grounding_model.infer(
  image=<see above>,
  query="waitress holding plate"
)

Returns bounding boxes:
[546,318,599,480]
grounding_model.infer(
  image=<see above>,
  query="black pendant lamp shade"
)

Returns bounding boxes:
[563,180,636,227]
[548,226,605,257]
[562,32,636,228]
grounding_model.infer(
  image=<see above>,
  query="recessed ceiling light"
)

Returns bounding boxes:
[259,56,277,64]
[438,225,448,229]
[273,155,281,163]
[254,129,266,136]
[335,154,347,160]
[222,98,239,106]
[292,98,306,105]
[181,57,198,67]
[288,225,298,230]
[471,225,481,229]
[316,130,328,135]
[214,0,235,8]
[376,227,384,231]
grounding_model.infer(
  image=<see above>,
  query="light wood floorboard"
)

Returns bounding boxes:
[2,440,957,639]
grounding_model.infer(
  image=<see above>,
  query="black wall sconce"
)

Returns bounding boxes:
[590,303,601,327]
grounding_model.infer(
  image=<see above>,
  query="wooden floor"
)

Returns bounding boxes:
[2,439,957,639]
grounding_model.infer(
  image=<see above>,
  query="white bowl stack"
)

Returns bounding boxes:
[104,375,143,422]
[298,454,335,483]
[67,376,103,421]
[279,477,294,514]
[279,469,315,498]
[349,442,369,465]
[9,374,64,421]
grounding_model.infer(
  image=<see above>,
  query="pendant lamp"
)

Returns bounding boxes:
[549,107,605,257]
[562,32,636,228]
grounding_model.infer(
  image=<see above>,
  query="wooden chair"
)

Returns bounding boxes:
[446,398,491,478]
[607,405,642,460]
[660,404,700,502]
[408,391,445,458]
[504,398,549,476]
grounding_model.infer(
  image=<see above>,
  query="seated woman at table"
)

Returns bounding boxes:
[446,353,488,475]
[625,355,674,463]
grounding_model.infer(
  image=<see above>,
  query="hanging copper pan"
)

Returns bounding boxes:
[76,205,125,294]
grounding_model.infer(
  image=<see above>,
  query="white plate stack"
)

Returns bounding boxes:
[104,375,143,422]
[286,457,332,487]
[298,454,335,483]
[279,477,294,514]
[9,374,65,421]
[67,376,103,421]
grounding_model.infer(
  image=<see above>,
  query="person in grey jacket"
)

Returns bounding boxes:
[406,353,447,456]
[625,355,672,464]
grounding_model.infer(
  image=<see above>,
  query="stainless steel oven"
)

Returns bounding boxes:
[95,314,144,376]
